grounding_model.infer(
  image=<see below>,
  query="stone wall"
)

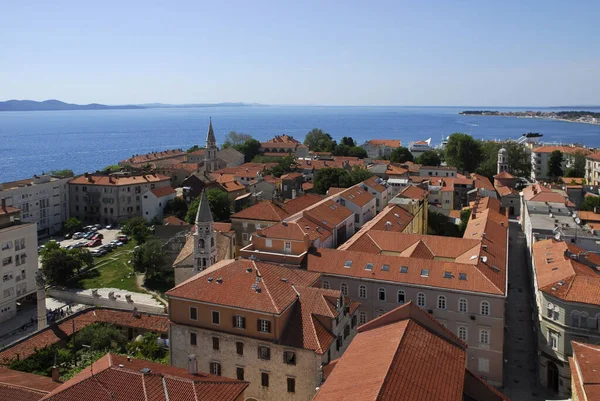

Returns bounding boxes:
[48,287,165,314]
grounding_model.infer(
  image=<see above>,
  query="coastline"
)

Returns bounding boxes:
[460,113,600,126]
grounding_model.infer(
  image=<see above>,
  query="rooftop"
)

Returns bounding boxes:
[230,194,323,222]
[149,186,176,198]
[532,145,589,154]
[364,139,402,148]
[0,367,60,401]
[70,173,170,186]
[397,185,428,201]
[303,200,354,230]
[339,185,375,207]
[362,175,389,193]
[571,341,600,401]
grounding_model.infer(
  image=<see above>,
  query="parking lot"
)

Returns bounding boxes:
[40,226,129,259]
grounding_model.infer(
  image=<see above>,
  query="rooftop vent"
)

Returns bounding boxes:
[140,368,151,374]
[381,264,390,271]
[246,268,253,273]
[400,266,408,273]
[480,256,488,263]
[365,263,373,271]
[482,245,488,251]
[216,277,223,284]
[490,265,500,272]
[281,278,288,283]
[443,271,453,279]
[558,280,565,286]
[459,273,467,280]
[344,260,353,268]
[421,269,430,277]
[207,277,214,282]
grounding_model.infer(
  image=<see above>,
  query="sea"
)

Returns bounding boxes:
[1,106,600,182]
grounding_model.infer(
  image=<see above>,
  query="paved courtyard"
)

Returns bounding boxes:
[500,221,565,401]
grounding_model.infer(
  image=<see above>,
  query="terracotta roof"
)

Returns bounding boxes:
[280,172,303,180]
[41,353,247,401]
[303,200,353,230]
[340,186,375,207]
[218,180,245,193]
[167,260,322,314]
[327,187,345,196]
[0,205,20,216]
[496,184,519,197]
[579,211,600,223]
[302,182,314,191]
[314,302,468,401]
[163,215,190,226]
[571,341,600,401]
[493,171,515,179]
[398,185,428,200]
[260,218,331,243]
[533,239,600,306]
[188,149,206,157]
[0,309,168,364]
[264,134,300,144]
[0,367,60,401]
[214,222,233,232]
[352,205,415,234]
[150,186,176,198]
[282,194,324,214]
[297,158,364,171]
[470,173,495,191]
[365,139,402,148]
[559,176,586,185]
[120,149,185,165]
[261,142,301,149]
[230,194,322,222]
[522,184,568,203]
[532,145,589,155]
[69,173,170,186]
[587,152,600,162]
[362,176,388,193]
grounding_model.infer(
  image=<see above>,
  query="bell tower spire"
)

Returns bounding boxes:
[204,118,218,172]
[193,190,217,272]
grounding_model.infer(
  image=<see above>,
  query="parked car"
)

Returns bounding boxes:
[117,235,129,243]
[110,240,124,247]
[100,245,113,252]
[106,224,113,230]
[92,233,104,240]
[84,232,94,239]
[90,249,106,257]
[87,239,102,247]
[64,233,72,239]
[94,224,103,229]
[73,232,84,239]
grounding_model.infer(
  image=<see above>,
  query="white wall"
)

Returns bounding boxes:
[142,191,176,222]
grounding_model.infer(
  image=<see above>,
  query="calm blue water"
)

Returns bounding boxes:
[1,106,599,182]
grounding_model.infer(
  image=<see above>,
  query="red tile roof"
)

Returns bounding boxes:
[167,260,322,314]
[163,216,190,226]
[218,180,245,192]
[70,173,170,186]
[0,309,168,364]
[41,353,247,401]
[532,145,589,155]
[314,302,468,401]
[340,186,375,207]
[120,149,185,165]
[533,239,600,306]
[264,134,301,144]
[230,194,322,222]
[496,185,518,197]
[571,341,600,401]
[578,211,600,223]
[398,185,428,200]
[150,186,176,198]
[0,205,20,216]
[365,139,402,148]
[365,205,415,233]
[303,200,353,230]
[362,176,388,193]
[213,222,233,233]
[0,367,60,401]
[280,172,303,180]
[588,152,600,162]
[493,171,515,179]
[470,173,495,191]
[522,184,568,203]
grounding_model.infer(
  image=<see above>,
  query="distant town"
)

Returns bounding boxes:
[2,120,600,401]
[460,110,600,125]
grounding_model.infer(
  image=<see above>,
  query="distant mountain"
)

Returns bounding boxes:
[0,99,145,112]
[137,102,266,108]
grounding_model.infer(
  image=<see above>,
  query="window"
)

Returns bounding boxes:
[236,342,244,355]
[417,292,426,307]
[258,346,271,360]
[437,295,446,310]
[336,335,343,351]
[212,311,220,325]
[480,301,490,316]
[322,280,330,289]
[479,329,490,345]
[258,319,271,333]
[397,290,405,304]
[365,263,373,271]
[283,351,296,365]
[233,315,245,329]
[242,233,249,243]
[351,314,357,328]
[359,285,367,299]
[189,307,198,320]
[572,311,581,328]
[190,332,197,346]
[236,367,245,381]
[265,239,272,248]
[378,288,386,301]
[212,337,220,350]
[547,303,554,319]
[344,324,350,339]
[549,330,559,351]
[354,213,359,223]
[458,326,468,341]
[287,377,296,393]
[400,266,408,273]
[459,298,468,313]
[261,372,269,388]
[210,362,221,376]
[381,264,390,271]
[2,257,13,267]
[420,269,429,277]
[340,282,348,296]
[359,311,367,325]
[478,358,489,373]
[344,260,352,268]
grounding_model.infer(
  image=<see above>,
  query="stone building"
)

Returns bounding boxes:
[166,259,360,401]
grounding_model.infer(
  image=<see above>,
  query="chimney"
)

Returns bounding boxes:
[51,366,60,382]
[188,354,198,375]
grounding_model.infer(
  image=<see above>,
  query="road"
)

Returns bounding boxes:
[500,221,563,401]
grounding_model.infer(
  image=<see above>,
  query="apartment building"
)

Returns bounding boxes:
[392,185,429,233]
[68,171,171,225]
[338,186,376,229]
[314,302,508,401]
[360,175,392,213]
[418,165,457,178]
[530,239,600,396]
[0,174,70,237]
[0,203,38,323]
[570,341,600,401]
[118,149,185,168]
[359,139,401,159]
[141,186,176,222]
[585,152,600,185]
[166,259,360,401]
[531,146,588,181]
[307,197,509,386]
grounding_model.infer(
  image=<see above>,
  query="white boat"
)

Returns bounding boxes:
[408,138,432,156]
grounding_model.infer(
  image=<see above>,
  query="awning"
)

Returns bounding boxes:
[235,193,252,201]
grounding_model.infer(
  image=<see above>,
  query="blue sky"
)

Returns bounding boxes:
[1,1,599,106]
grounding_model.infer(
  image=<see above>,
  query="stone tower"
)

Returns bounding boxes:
[204,118,219,172]
[35,271,47,330]
[497,147,508,174]
[193,190,217,272]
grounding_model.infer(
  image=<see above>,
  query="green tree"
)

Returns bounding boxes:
[303,129,337,152]
[332,144,368,159]
[126,332,167,362]
[427,211,461,237]
[458,209,471,235]
[547,150,564,179]
[415,150,441,166]
[102,165,121,172]
[340,137,356,147]
[445,133,483,172]
[476,141,532,180]
[186,188,231,223]
[73,323,127,352]
[70,248,94,273]
[313,167,372,194]
[64,217,82,233]
[132,239,165,279]
[224,131,253,147]
[389,147,414,163]
[122,216,151,243]
[186,145,203,153]
[40,242,81,286]
[235,138,262,162]
[50,169,74,178]
[581,196,600,212]
[267,156,299,177]
[164,197,188,220]
[565,151,587,178]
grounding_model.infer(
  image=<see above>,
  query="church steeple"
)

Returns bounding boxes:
[204,118,218,172]
[193,190,218,272]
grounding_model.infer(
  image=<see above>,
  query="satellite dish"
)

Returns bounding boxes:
[554,232,561,240]
[575,218,581,225]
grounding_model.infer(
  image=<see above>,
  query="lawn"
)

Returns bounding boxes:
[74,242,142,292]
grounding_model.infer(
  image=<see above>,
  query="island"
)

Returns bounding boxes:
[459,110,600,125]
[0,99,145,112]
